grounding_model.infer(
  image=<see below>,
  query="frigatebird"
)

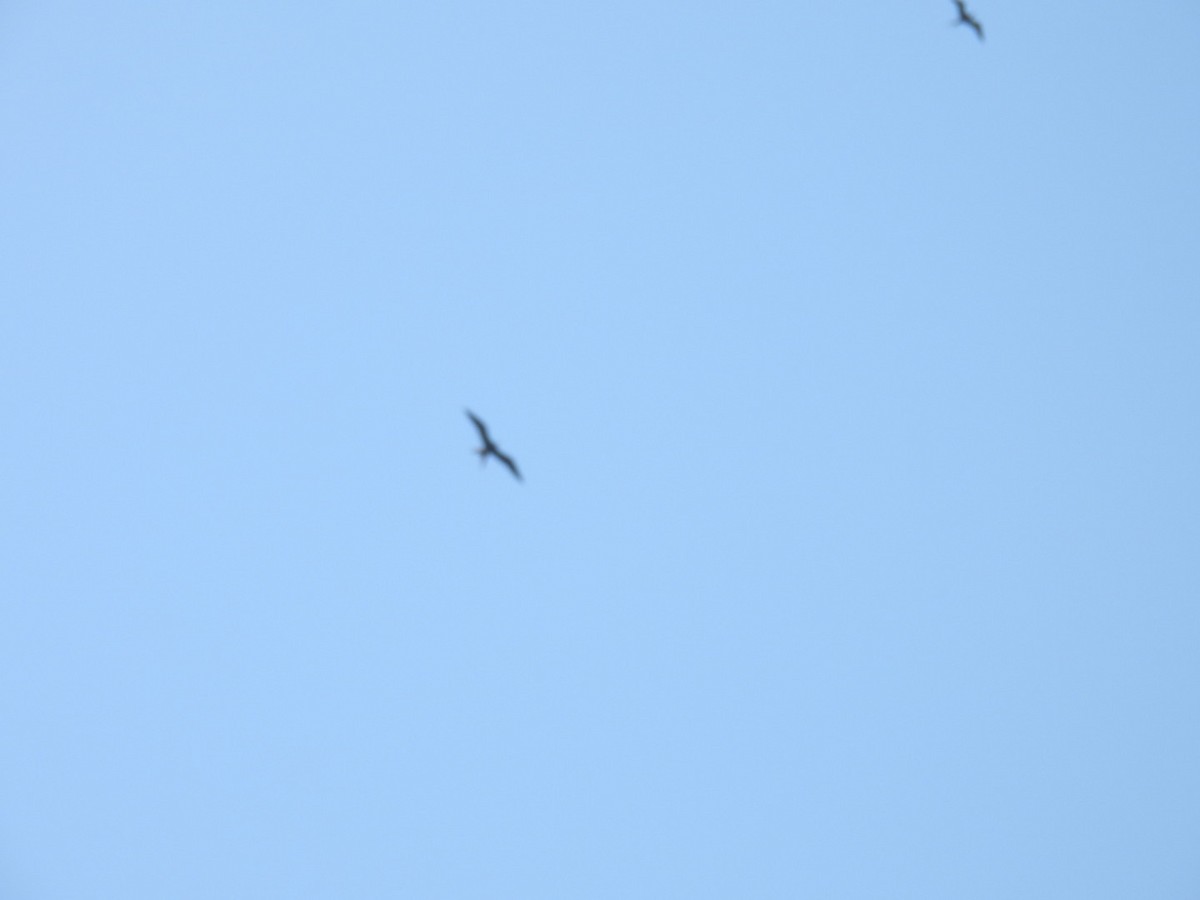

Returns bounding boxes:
[466,410,522,481]
[952,0,984,40]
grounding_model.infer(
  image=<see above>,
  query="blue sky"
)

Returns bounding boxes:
[1,1,1198,897]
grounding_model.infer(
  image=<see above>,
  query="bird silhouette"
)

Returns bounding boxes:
[952,0,984,40]
[466,410,522,481]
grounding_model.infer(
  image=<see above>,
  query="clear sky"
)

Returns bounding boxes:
[1,1,1198,897]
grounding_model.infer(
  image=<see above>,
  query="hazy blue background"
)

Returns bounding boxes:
[1,1,1197,897]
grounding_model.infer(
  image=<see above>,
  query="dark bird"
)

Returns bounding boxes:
[466,410,522,481]
[952,0,984,40]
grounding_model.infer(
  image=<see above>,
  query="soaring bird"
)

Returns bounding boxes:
[466,410,522,481]
[952,0,984,40]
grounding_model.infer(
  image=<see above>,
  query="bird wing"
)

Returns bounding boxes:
[952,1,983,39]
[494,449,522,481]
[465,410,491,443]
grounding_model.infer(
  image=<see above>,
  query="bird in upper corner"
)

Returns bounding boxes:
[952,0,984,41]
[465,410,522,482]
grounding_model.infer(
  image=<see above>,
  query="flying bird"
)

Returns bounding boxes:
[466,410,522,481]
[952,0,984,40]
